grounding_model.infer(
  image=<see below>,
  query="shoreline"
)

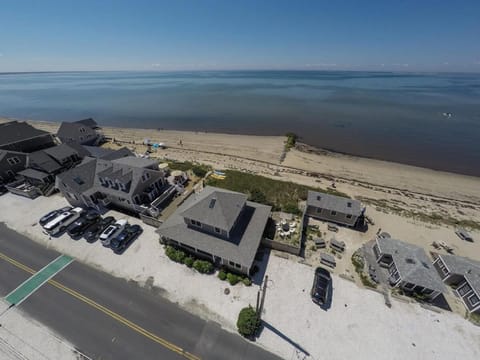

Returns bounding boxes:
[2,114,479,177]
[1,116,480,205]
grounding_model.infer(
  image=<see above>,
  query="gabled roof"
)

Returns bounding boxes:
[0,121,51,147]
[180,187,248,230]
[100,147,133,160]
[377,237,445,293]
[28,150,63,174]
[438,254,480,295]
[75,118,98,128]
[43,144,79,162]
[307,191,362,216]
[111,156,157,168]
[0,149,26,162]
[56,120,99,145]
[56,157,97,193]
[18,168,51,180]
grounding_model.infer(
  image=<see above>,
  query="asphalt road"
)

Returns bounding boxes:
[0,223,282,360]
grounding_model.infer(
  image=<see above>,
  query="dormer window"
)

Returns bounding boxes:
[79,127,86,133]
[7,156,21,165]
[142,172,151,182]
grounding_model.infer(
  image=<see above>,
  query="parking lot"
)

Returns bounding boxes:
[2,192,480,360]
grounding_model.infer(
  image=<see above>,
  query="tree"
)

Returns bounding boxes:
[237,306,260,338]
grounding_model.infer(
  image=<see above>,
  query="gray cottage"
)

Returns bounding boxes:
[373,235,445,300]
[0,121,56,185]
[157,186,271,275]
[433,254,480,314]
[57,118,103,146]
[0,121,55,152]
[56,156,169,215]
[306,191,364,227]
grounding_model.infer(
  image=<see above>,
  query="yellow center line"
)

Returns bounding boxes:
[0,252,201,360]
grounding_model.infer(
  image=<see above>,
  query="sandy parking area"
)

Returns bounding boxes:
[1,192,480,360]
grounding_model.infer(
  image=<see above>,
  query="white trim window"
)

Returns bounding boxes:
[7,156,21,165]
[468,293,480,307]
[458,282,473,296]
[214,227,221,233]
[436,260,449,276]
[190,219,202,227]
[331,210,337,216]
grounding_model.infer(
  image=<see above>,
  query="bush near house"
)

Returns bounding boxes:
[183,256,194,268]
[227,273,241,286]
[164,246,213,274]
[218,270,227,280]
[242,278,252,286]
[165,246,186,263]
[237,306,260,338]
[193,260,214,274]
[206,169,349,214]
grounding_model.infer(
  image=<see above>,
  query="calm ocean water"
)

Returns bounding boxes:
[1,70,479,176]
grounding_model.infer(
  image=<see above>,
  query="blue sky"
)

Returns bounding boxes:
[1,0,479,72]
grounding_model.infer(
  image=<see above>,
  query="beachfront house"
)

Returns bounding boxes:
[0,121,56,153]
[7,143,82,198]
[157,186,272,275]
[57,118,104,146]
[56,156,172,216]
[433,254,480,314]
[373,235,445,301]
[0,121,56,186]
[306,190,365,227]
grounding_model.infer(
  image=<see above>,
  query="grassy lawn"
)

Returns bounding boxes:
[205,169,349,214]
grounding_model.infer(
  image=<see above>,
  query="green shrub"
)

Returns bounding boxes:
[237,306,260,337]
[242,277,252,286]
[165,246,186,263]
[192,165,209,178]
[183,256,194,268]
[249,188,268,204]
[218,270,227,280]
[227,273,241,285]
[283,203,302,215]
[193,260,214,274]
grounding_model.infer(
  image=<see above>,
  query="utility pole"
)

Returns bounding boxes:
[257,275,268,321]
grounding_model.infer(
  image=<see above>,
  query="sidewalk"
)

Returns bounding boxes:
[0,300,87,360]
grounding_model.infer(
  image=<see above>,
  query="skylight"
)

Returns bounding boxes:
[209,198,216,209]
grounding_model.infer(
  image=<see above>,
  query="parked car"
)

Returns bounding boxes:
[110,224,143,254]
[311,267,331,306]
[43,207,84,236]
[66,210,101,239]
[99,219,127,247]
[83,216,115,243]
[39,206,72,227]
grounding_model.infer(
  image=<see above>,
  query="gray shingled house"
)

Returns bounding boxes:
[7,143,82,198]
[0,121,56,186]
[157,186,272,275]
[0,121,55,152]
[306,190,365,227]
[57,118,103,146]
[373,235,445,300]
[433,254,480,314]
[56,156,169,215]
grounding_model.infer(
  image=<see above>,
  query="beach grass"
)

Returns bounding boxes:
[205,169,349,214]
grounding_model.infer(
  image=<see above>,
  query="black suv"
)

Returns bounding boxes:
[67,211,101,239]
[311,267,331,305]
[83,216,115,243]
[110,224,143,254]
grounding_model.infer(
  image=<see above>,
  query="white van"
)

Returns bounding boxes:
[44,207,84,236]
[100,219,127,247]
